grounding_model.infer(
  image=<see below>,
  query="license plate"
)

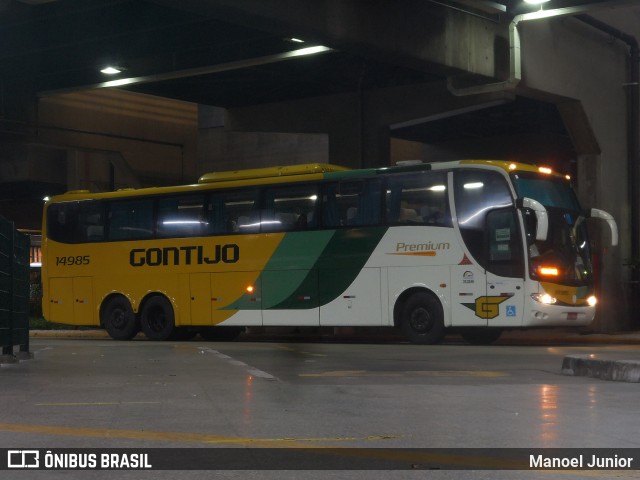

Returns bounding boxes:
[567,312,578,321]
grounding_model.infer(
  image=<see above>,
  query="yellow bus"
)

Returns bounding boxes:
[41,160,618,344]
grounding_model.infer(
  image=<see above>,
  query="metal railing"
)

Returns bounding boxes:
[0,216,31,363]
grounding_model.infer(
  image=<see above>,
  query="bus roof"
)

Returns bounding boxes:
[198,163,349,183]
[47,160,566,203]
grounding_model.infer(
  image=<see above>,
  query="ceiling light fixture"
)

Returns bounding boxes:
[100,66,123,75]
[289,38,304,43]
[523,0,551,4]
[42,45,334,96]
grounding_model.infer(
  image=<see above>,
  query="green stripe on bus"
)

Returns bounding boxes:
[261,230,334,309]
[264,230,334,271]
[267,227,387,309]
[224,227,387,312]
[314,227,387,306]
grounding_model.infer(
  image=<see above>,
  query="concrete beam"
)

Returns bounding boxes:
[226,80,514,168]
[151,0,508,79]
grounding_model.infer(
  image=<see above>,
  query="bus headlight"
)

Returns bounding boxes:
[587,295,597,307]
[531,293,557,305]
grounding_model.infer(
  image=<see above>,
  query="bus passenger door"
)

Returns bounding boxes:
[485,208,525,327]
[210,272,262,326]
[450,264,488,326]
[189,273,211,325]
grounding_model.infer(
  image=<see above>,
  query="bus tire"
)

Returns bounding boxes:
[400,292,445,345]
[140,295,175,341]
[460,328,503,345]
[101,295,138,340]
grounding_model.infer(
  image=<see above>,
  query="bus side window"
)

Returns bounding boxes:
[219,190,259,234]
[262,184,319,232]
[385,171,451,227]
[47,202,79,243]
[80,202,105,242]
[108,199,154,240]
[454,170,513,270]
[323,180,381,227]
[206,195,226,234]
[322,184,340,227]
[157,195,206,238]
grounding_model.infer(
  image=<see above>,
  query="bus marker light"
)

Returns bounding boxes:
[538,266,559,276]
[539,167,553,174]
[246,286,254,293]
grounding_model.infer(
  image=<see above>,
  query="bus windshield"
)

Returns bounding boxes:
[511,172,593,287]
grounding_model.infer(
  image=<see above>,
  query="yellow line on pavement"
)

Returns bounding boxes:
[300,370,509,378]
[275,345,327,357]
[34,401,161,406]
[300,370,367,377]
[0,422,400,447]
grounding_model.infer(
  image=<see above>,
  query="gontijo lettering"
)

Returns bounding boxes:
[130,244,239,267]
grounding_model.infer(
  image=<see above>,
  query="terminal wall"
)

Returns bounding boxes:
[520,12,636,330]
[37,90,199,189]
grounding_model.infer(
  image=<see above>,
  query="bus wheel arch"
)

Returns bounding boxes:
[395,288,445,345]
[139,294,176,341]
[100,294,139,340]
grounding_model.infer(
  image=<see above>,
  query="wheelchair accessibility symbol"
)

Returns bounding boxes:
[506,305,517,317]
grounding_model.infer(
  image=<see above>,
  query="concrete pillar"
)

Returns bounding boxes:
[224,92,361,168]
[521,17,631,331]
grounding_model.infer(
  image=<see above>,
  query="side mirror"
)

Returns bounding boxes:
[589,208,619,246]
[518,197,548,241]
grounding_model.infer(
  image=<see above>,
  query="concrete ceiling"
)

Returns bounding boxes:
[2,0,635,107]
[1,0,441,107]
[0,0,637,151]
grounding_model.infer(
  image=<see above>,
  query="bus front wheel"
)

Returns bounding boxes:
[101,295,138,340]
[400,292,445,345]
[140,296,175,341]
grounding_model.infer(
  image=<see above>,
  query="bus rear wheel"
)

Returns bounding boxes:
[140,296,175,341]
[101,295,138,340]
[400,292,445,345]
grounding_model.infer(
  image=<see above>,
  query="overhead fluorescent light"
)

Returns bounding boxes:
[100,66,122,75]
[290,46,332,57]
[524,0,551,4]
[42,45,335,96]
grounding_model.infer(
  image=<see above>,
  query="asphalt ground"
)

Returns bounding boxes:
[15,326,640,382]
[2,331,640,479]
